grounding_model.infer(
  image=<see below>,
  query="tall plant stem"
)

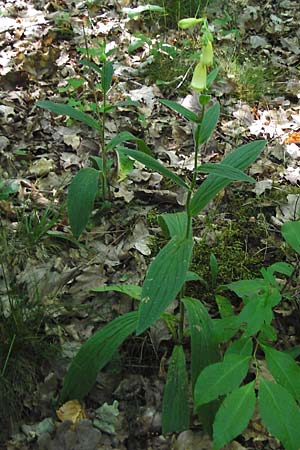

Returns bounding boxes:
[82,26,109,200]
[178,103,205,344]
[185,104,205,239]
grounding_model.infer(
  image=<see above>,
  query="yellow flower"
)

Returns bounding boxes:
[178,18,203,30]
[202,41,213,66]
[191,61,207,92]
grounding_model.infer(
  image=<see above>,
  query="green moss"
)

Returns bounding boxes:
[190,191,287,296]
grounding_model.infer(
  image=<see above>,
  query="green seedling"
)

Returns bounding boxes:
[37,41,147,238]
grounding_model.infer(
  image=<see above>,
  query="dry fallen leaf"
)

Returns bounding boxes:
[56,399,87,424]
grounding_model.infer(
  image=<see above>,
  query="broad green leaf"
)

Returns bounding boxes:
[162,345,189,433]
[225,279,266,299]
[212,316,240,343]
[101,61,114,95]
[225,337,253,359]
[123,4,165,19]
[213,382,256,450]
[197,163,256,183]
[185,271,201,282]
[259,379,300,450]
[60,311,138,402]
[267,262,294,277]
[67,168,99,238]
[183,297,220,387]
[107,131,151,154]
[159,99,199,123]
[158,211,189,239]
[115,149,135,181]
[263,346,300,403]
[189,140,266,217]
[194,354,250,407]
[198,102,220,145]
[91,284,141,300]
[282,221,300,254]
[215,295,234,318]
[36,100,100,130]
[136,236,193,335]
[118,147,190,191]
[238,294,274,338]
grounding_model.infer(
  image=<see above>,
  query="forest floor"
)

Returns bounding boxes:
[0,0,300,448]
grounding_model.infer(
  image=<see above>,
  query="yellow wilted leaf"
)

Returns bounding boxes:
[56,400,87,424]
[191,61,207,92]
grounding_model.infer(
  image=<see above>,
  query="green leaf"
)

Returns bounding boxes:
[123,4,165,19]
[91,284,141,300]
[136,236,193,335]
[194,354,250,407]
[159,99,199,123]
[198,102,220,145]
[115,149,135,181]
[36,100,100,130]
[183,297,220,387]
[207,67,219,87]
[259,379,300,450]
[213,382,256,450]
[212,316,240,343]
[118,147,189,191]
[282,221,300,254]
[189,140,266,217]
[162,345,189,433]
[101,62,114,95]
[238,294,274,338]
[158,212,189,239]
[263,346,300,403]
[107,131,151,154]
[225,279,266,299]
[60,311,138,402]
[267,262,294,277]
[67,168,99,238]
[215,295,234,318]
[197,163,256,183]
[225,337,253,359]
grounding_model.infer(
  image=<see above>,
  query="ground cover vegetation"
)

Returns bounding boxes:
[0,0,300,448]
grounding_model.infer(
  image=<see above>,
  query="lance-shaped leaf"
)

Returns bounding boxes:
[281,221,300,254]
[162,345,189,433]
[198,102,220,145]
[158,211,189,239]
[107,131,151,154]
[91,284,141,300]
[67,168,99,238]
[189,140,266,217]
[159,99,200,123]
[197,163,256,183]
[101,61,114,95]
[183,296,220,387]
[259,379,300,450]
[194,354,250,407]
[36,100,100,130]
[213,382,256,450]
[263,346,300,403]
[60,311,138,402]
[136,235,193,335]
[118,147,189,191]
[224,337,253,359]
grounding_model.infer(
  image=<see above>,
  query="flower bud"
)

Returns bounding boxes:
[178,17,203,30]
[191,60,207,92]
[202,41,213,66]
